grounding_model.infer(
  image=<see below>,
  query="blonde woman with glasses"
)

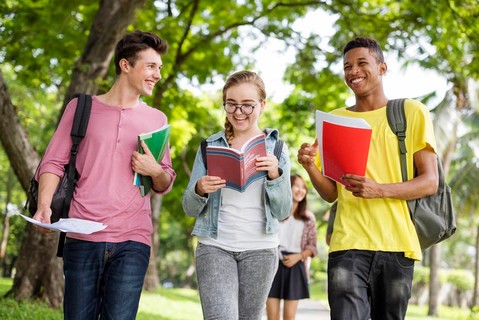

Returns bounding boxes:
[183,70,292,319]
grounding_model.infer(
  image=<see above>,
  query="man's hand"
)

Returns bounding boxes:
[342,174,384,199]
[298,139,318,168]
[132,141,162,177]
[32,207,54,234]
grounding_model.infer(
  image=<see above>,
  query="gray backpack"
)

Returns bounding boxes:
[387,99,456,250]
[327,99,456,250]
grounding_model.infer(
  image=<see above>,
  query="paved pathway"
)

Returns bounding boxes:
[262,299,330,320]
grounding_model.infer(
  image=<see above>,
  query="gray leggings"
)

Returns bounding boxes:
[195,243,278,320]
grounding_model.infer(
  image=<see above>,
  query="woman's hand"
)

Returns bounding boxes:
[195,176,226,197]
[256,153,279,180]
[282,253,303,268]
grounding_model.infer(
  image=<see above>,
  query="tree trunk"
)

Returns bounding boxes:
[144,193,162,291]
[0,168,14,262]
[6,225,64,307]
[1,0,146,306]
[473,225,479,308]
[61,0,146,113]
[428,245,441,316]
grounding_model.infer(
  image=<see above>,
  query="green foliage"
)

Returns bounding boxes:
[0,0,98,90]
[447,269,474,291]
[413,265,429,284]
[413,265,474,291]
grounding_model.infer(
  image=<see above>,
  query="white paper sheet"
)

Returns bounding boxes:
[19,214,107,234]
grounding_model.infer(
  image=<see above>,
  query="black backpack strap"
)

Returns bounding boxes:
[273,139,284,161]
[57,94,92,257]
[200,139,208,170]
[386,99,408,182]
[65,94,92,182]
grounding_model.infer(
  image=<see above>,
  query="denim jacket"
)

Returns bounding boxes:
[182,128,292,239]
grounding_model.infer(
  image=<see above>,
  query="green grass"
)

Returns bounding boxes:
[0,277,202,320]
[137,287,202,320]
[0,278,475,319]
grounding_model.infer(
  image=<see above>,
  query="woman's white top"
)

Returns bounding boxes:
[278,215,304,253]
[198,179,278,251]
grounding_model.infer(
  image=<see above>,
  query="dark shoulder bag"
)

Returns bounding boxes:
[25,94,92,256]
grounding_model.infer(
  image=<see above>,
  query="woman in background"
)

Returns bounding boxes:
[266,174,318,320]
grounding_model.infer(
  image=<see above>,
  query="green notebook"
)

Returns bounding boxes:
[133,124,171,196]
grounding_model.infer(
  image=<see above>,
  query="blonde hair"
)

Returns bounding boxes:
[222,71,266,145]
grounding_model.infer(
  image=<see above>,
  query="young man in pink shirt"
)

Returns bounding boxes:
[33,30,176,320]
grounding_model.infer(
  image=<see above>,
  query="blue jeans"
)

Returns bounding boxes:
[328,250,414,320]
[195,243,278,320]
[63,238,150,320]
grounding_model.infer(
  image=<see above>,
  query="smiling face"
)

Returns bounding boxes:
[224,82,265,135]
[291,176,307,204]
[343,47,387,98]
[120,47,163,96]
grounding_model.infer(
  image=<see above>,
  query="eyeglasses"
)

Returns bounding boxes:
[223,101,262,115]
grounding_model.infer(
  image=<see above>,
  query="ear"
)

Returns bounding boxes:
[259,99,266,114]
[119,58,130,73]
[379,62,387,76]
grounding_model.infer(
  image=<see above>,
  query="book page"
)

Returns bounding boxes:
[316,111,372,186]
[19,214,107,234]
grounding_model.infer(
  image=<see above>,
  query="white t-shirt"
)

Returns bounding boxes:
[278,216,304,253]
[198,179,278,251]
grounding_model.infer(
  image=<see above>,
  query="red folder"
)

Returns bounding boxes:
[316,111,372,186]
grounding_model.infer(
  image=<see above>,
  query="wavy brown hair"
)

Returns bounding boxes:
[114,30,168,75]
[291,174,309,222]
[222,71,266,145]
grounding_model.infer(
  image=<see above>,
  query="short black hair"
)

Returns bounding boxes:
[114,30,168,75]
[343,36,384,63]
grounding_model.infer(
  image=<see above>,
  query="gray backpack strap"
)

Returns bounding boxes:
[386,99,408,182]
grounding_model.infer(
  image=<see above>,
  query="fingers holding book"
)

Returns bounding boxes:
[195,176,226,197]
[256,153,279,180]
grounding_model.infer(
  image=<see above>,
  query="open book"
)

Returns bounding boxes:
[316,111,372,186]
[206,134,267,192]
[133,124,171,196]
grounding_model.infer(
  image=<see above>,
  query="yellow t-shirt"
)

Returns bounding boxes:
[323,99,437,261]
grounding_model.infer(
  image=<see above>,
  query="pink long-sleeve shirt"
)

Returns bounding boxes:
[37,96,176,246]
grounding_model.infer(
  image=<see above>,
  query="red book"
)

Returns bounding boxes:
[316,111,372,186]
[206,134,267,192]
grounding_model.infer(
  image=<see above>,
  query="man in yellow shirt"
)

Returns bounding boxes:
[298,36,438,320]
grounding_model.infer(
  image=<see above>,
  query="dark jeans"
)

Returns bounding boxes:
[328,250,414,320]
[63,238,150,320]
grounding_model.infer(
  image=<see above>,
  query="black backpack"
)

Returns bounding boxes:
[25,94,92,256]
